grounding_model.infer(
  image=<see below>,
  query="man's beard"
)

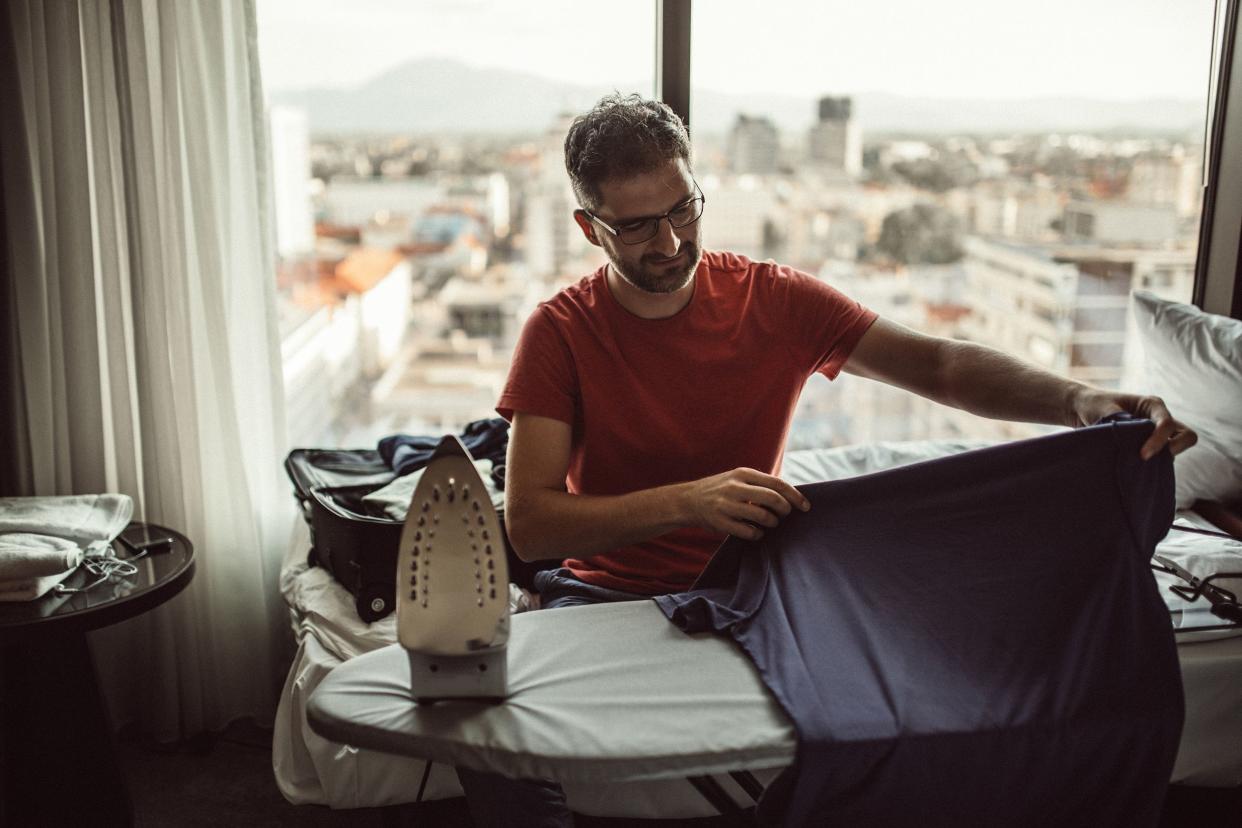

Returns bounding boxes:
[607,241,702,295]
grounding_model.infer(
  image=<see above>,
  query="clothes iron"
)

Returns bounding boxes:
[396,435,509,702]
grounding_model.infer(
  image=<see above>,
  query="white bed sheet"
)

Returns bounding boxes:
[274,440,1242,814]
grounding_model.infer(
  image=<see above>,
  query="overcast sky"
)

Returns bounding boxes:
[257,0,1216,101]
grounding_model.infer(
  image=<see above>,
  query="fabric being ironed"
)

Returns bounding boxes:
[655,418,1182,827]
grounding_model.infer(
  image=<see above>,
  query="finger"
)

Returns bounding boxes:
[735,484,793,518]
[773,479,811,512]
[729,500,781,528]
[722,519,763,541]
[738,470,811,512]
[1167,424,1198,457]
[1140,406,1177,461]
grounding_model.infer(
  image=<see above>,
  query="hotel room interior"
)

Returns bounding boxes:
[2,0,1241,825]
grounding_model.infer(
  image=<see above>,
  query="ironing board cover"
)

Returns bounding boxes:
[307,599,794,782]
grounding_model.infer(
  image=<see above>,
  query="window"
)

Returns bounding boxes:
[690,0,1216,446]
[257,0,654,446]
[259,0,1229,452]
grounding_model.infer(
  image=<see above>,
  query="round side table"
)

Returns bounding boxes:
[0,522,195,827]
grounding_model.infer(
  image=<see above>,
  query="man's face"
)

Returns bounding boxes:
[581,158,703,295]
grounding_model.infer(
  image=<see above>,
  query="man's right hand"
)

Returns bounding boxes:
[507,412,812,561]
[678,468,810,540]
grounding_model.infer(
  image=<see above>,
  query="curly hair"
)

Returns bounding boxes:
[563,94,692,211]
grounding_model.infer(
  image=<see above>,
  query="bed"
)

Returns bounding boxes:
[272,438,1242,818]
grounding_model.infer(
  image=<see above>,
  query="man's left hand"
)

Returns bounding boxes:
[1070,388,1198,460]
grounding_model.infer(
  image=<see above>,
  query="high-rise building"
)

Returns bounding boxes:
[808,96,862,178]
[727,114,780,174]
[526,115,590,278]
[957,239,1193,397]
[698,177,779,260]
[1127,145,1202,218]
[268,106,315,259]
[487,172,511,240]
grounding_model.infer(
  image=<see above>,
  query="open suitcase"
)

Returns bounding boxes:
[284,443,549,623]
[285,449,405,622]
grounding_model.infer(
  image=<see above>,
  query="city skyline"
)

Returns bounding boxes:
[267,59,1208,137]
[272,100,1203,447]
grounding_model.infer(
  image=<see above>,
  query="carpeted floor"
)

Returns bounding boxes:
[120,721,1241,827]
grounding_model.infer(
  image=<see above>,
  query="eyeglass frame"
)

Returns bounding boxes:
[580,182,706,245]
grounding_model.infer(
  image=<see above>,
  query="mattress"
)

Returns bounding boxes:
[273,440,1242,814]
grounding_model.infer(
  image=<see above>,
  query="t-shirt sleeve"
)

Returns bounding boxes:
[495,304,579,425]
[654,534,770,634]
[769,263,877,380]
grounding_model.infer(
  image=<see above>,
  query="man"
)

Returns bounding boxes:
[458,93,1197,825]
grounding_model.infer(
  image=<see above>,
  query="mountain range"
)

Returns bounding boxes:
[270,58,1206,137]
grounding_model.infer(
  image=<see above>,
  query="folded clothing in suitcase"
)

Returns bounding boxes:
[284,420,553,623]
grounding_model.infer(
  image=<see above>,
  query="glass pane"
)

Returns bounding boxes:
[257,0,655,447]
[691,0,1214,448]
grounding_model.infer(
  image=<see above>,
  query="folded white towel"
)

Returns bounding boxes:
[0,494,133,546]
[0,567,77,602]
[0,533,84,580]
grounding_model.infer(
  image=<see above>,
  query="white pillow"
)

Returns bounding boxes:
[1130,290,1242,509]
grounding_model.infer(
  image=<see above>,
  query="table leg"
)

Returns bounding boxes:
[1,634,133,826]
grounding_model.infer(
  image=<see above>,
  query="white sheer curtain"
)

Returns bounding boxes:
[0,0,292,739]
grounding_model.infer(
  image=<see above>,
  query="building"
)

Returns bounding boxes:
[808,96,862,178]
[268,106,315,259]
[1062,200,1179,247]
[698,175,781,260]
[322,177,446,227]
[279,247,414,446]
[526,116,592,278]
[1052,247,1196,392]
[952,179,1063,242]
[727,114,780,174]
[1127,145,1202,218]
[792,261,973,447]
[958,239,1193,393]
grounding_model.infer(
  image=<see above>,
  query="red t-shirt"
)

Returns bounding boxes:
[496,250,877,594]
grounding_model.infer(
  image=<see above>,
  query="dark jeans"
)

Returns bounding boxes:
[455,568,646,828]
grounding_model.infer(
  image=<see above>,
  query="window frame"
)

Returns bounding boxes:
[655,0,692,128]
[1196,0,1242,318]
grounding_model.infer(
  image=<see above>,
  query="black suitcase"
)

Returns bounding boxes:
[284,447,552,623]
[285,449,404,622]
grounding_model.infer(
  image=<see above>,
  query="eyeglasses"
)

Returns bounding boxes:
[583,185,706,245]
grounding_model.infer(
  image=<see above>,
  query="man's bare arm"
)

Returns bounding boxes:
[503,413,809,562]
[843,317,1196,459]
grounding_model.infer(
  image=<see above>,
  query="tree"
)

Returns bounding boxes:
[891,156,977,193]
[876,203,963,265]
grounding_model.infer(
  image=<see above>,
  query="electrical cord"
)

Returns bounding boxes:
[1170,522,1238,541]
[52,545,147,594]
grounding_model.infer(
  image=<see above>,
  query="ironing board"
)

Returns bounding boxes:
[306,591,1242,802]
[307,600,792,786]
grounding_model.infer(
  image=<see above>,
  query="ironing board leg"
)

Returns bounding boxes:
[686,775,751,821]
[729,770,765,802]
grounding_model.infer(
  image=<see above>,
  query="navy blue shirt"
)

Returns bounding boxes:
[656,418,1181,827]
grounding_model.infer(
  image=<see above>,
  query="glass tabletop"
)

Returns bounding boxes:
[0,523,194,639]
